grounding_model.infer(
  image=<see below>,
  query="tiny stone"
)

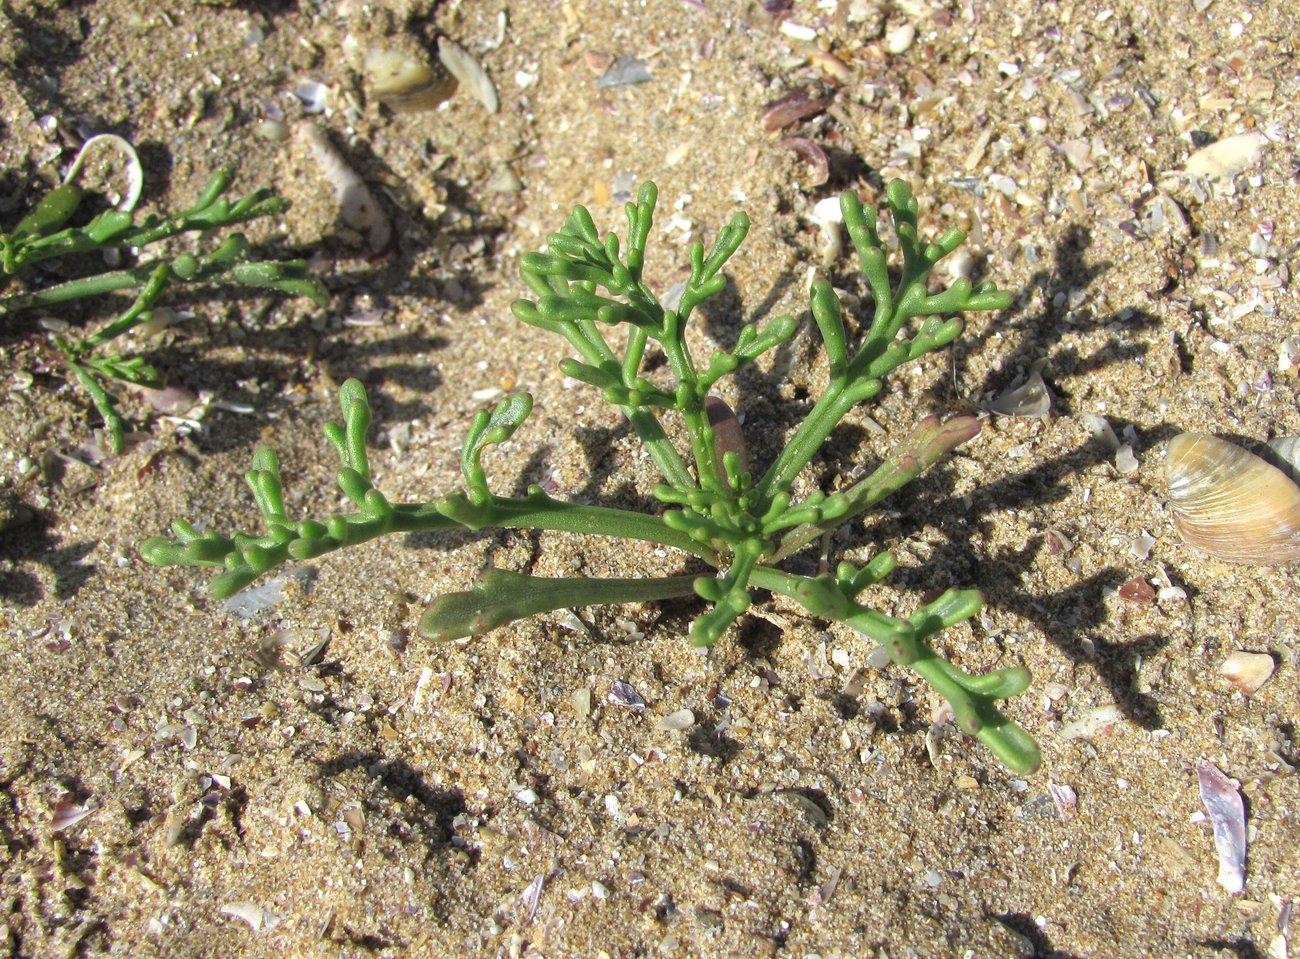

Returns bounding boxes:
[886,23,916,54]
[256,119,290,142]
[1219,651,1274,695]
[656,708,694,731]
[571,687,592,719]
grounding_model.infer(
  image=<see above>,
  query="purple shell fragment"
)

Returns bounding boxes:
[761,88,835,133]
[1197,759,1246,894]
[608,680,647,710]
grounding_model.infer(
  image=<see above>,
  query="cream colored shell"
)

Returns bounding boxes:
[365,48,457,114]
[1166,432,1300,565]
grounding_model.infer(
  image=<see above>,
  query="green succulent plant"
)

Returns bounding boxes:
[142,179,1040,774]
[1,160,328,452]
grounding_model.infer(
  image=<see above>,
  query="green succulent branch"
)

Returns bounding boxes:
[1,162,328,452]
[140,380,718,599]
[756,182,1007,500]
[143,179,1040,773]
[750,564,1037,772]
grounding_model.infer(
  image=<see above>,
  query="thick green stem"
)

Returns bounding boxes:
[770,415,980,562]
[421,569,699,641]
[0,268,142,311]
[755,385,856,501]
[620,406,695,490]
[750,566,1040,774]
[65,359,128,453]
[438,490,719,564]
[905,653,1041,774]
[81,264,173,350]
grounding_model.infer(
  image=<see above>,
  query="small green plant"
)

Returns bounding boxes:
[142,180,1041,773]
[1,155,329,452]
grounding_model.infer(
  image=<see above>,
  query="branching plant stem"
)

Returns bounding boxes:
[1,162,328,451]
[142,180,1041,773]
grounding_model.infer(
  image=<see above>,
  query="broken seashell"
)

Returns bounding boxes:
[365,47,457,114]
[1219,651,1275,695]
[294,80,330,115]
[1184,131,1267,181]
[50,799,94,832]
[1165,433,1300,565]
[299,123,392,254]
[761,88,835,133]
[1196,760,1246,895]
[220,901,283,932]
[437,37,498,112]
[776,136,829,188]
[808,196,844,267]
[62,134,143,213]
[988,367,1051,418]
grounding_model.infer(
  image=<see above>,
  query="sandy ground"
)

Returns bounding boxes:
[1,0,1298,956]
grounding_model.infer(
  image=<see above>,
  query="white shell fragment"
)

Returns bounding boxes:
[989,368,1051,417]
[63,134,143,213]
[1196,760,1246,894]
[219,901,283,932]
[886,23,916,54]
[300,123,392,255]
[50,800,94,832]
[1131,531,1157,560]
[809,196,844,266]
[1219,651,1275,695]
[293,80,329,115]
[1184,131,1267,181]
[1114,443,1139,474]
[1165,433,1300,565]
[1082,413,1120,450]
[1278,336,1300,373]
[1057,704,1122,740]
[1048,783,1077,822]
[519,874,544,923]
[438,37,498,113]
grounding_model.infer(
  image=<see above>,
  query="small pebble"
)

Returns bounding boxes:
[255,119,290,142]
[294,80,329,114]
[656,709,694,731]
[886,23,916,54]
[1219,651,1274,695]
[485,166,523,193]
[597,56,652,88]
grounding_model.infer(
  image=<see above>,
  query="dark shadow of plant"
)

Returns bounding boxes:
[994,911,1082,959]
[0,512,96,605]
[319,751,466,857]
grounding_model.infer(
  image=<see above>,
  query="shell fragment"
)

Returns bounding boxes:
[1196,760,1246,895]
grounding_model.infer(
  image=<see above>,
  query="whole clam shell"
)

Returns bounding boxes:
[1165,432,1300,565]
